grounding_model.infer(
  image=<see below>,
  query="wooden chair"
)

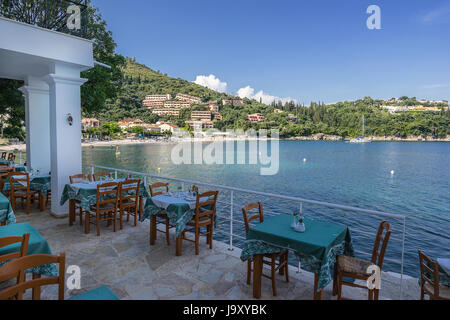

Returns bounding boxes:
[1,152,6,159]
[69,174,91,225]
[7,153,15,163]
[0,233,30,263]
[93,172,113,181]
[85,182,119,236]
[149,182,173,245]
[333,221,392,300]
[118,179,140,228]
[0,169,14,197]
[0,253,66,300]
[418,250,450,300]
[179,191,219,255]
[242,202,289,296]
[8,172,41,214]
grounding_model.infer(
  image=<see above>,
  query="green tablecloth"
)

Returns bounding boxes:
[240,214,354,292]
[0,222,58,276]
[0,192,15,225]
[60,179,149,211]
[3,175,51,196]
[141,192,214,237]
[67,286,120,300]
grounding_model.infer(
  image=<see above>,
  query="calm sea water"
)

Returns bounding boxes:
[82,141,450,277]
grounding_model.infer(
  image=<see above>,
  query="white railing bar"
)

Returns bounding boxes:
[85,164,406,221]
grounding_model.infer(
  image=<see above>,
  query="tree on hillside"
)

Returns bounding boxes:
[0,0,125,140]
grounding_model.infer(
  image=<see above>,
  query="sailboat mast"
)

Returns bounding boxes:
[362,115,365,138]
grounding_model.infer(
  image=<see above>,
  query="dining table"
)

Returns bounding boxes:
[3,174,51,212]
[60,178,150,226]
[141,191,199,256]
[240,214,354,300]
[0,192,15,225]
[0,222,58,276]
[436,258,450,287]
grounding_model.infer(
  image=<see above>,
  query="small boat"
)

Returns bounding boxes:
[350,115,372,143]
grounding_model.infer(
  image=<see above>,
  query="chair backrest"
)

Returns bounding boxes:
[7,153,15,162]
[0,253,66,300]
[1,152,6,159]
[149,182,169,197]
[0,233,30,264]
[0,166,14,173]
[370,221,392,268]
[0,171,12,196]
[8,172,30,196]
[194,191,219,223]
[242,202,264,235]
[96,182,119,213]
[418,250,441,298]
[93,172,113,182]
[69,173,90,184]
[119,179,140,206]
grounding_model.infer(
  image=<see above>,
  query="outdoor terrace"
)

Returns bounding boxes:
[9,207,420,300]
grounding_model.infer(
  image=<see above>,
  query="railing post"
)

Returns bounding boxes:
[91,166,94,177]
[400,218,406,299]
[182,182,185,192]
[115,170,118,179]
[229,191,234,251]
[19,152,22,165]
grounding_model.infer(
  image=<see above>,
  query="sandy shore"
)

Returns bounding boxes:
[1,134,449,153]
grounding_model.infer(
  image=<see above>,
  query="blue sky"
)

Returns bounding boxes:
[92,0,450,104]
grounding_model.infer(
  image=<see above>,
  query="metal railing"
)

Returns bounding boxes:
[0,0,89,39]
[84,163,408,298]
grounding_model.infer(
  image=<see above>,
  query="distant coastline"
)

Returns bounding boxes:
[1,134,449,152]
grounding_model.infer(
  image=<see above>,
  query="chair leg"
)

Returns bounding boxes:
[134,209,137,226]
[374,289,379,300]
[79,208,83,225]
[271,257,277,296]
[420,288,425,300]
[247,260,252,285]
[165,218,170,246]
[85,212,90,234]
[26,195,30,214]
[333,262,338,296]
[195,227,200,255]
[284,253,289,283]
[337,271,343,300]
[96,212,101,236]
[208,225,213,249]
[368,289,373,300]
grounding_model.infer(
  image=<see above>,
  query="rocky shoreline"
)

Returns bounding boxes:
[286,133,450,142]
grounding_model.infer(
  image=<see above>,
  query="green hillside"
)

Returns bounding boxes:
[91,58,450,139]
[97,57,234,124]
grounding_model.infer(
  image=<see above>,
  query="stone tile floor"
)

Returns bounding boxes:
[5,207,420,300]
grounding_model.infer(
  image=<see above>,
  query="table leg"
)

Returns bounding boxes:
[39,193,46,212]
[69,200,75,226]
[314,273,324,300]
[176,234,182,256]
[253,254,263,299]
[150,215,156,245]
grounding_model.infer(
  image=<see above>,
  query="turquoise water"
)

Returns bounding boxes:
[82,141,450,276]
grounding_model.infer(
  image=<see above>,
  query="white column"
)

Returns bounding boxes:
[19,78,51,173]
[45,73,87,216]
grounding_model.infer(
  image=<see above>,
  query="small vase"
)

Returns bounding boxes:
[291,215,298,229]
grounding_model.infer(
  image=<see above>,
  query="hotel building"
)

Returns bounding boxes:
[247,113,267,122]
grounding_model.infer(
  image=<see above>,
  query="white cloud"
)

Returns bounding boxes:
[194,74,227,92]
[421,4,450,24]
[237,85,297,105]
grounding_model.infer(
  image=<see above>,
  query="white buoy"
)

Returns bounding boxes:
[303,158,307,163]
[391,170,395,175]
